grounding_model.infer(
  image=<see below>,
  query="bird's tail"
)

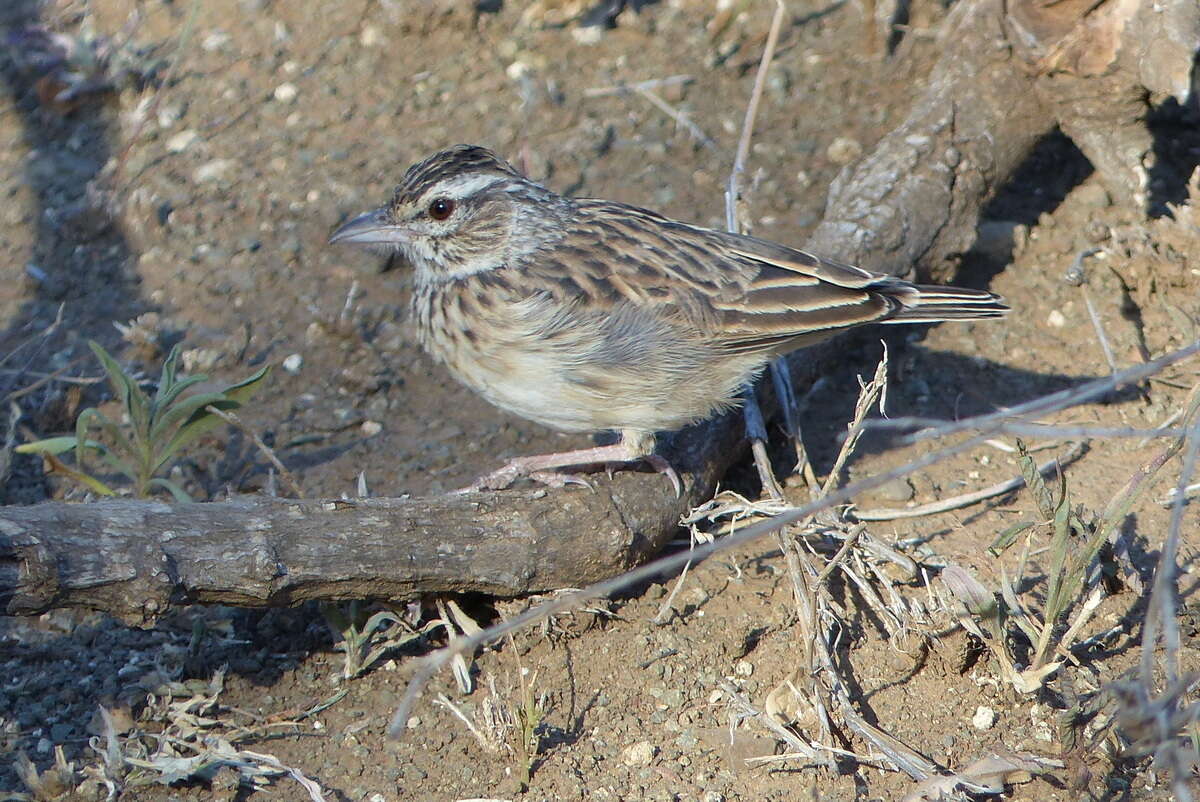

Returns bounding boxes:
[884,285,1010,323]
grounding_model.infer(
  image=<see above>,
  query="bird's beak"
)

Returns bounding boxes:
[328,208,408,246]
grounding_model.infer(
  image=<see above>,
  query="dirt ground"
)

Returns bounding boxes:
[1,0,1199,800]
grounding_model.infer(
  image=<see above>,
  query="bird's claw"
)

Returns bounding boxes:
[529,470,594,490]
[643,454,683,497]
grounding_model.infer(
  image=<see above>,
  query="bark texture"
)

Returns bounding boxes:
[808,0,1052,280]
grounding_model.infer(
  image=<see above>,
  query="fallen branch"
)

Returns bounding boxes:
[0,414,745,624]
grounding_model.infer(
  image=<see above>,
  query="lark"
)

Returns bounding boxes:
[331,145,1008,493]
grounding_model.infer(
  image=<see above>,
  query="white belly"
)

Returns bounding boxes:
[412,280,765,434]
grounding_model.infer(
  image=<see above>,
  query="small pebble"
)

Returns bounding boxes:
[273,82,299,103]
[201,31,230,51]
[826,136,863,164]
[571,25,604,45]
[304,321,328,346]
[622,740,658,766]
[194,159,236,183]
[971,706,996,730]
[166,130,199,154]
[157,102,186,128]
[282,353,304,374]
[360,420,382,437]
[360,25,382,46]
[1046,309,1066,328]
[506,61,532,81]
[733,659,754,677]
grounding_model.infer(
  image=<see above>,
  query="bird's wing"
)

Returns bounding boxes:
[543,201,945,356]
[680,227,916,354]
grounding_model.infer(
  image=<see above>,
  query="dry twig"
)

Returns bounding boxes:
[204,404,304,499]
[725,0,789,501]
[853,441,1086,521]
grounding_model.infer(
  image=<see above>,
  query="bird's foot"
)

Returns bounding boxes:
[455,465,593,493]
[452,442,681,496]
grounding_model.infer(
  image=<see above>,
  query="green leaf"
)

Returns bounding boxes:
[148,477,193,503]
[75,408,122,472]
[998,563,1041,644]
[154,344,184,407]
[1017,438,1054,520]
[1043,472,1075,625]
[148,390,236,460]
[156,365,271,468]
[151,398,237,473]
[17,436,81,455]
[941,564,998,619]
[221,364,271,404]
[151,373,207,422]
[362,610,404,637]
[88,341,150,440]
[88,340,133,407]
[988,520,1036,557]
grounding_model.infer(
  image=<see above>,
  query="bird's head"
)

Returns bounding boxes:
[329,145,569,281]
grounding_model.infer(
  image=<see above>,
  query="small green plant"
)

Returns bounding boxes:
[509,638,546,790]
[432,658,546,790]
[18,340,269,501]
[321,601,438,680]
[946,439,1138,693]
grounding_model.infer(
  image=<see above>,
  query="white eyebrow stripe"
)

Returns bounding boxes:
[428,173,507,200]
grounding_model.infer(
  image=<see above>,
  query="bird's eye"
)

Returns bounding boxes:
[428,197,455,220]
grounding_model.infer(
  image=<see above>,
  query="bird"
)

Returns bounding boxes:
[330,145,1008,494]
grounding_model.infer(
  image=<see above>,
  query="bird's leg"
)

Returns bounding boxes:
[741,382,785,501]
[455,430,682,495]
[769,357,818,494]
